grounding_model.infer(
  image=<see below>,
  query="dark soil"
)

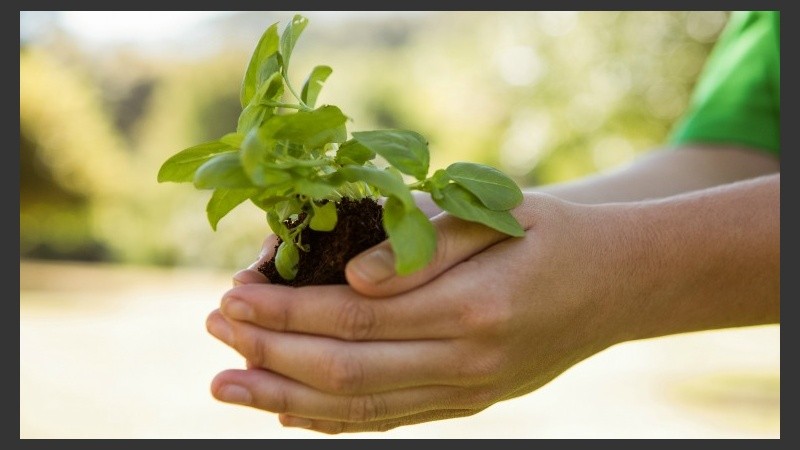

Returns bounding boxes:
[258,197,386,287]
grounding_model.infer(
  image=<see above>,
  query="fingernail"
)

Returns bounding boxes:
[350,247,395,283]
[223,298,254,321]
[207,315,233,344]
[217,384,252,404]
[282,415,313,428]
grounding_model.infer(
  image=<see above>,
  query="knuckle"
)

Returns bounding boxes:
[321,351,365,394]
[346,394,386,422]
[432,225,452,268]
[447,342,505,386]
[271,385,291,414]
[246,332,272,369]
[335,299,377,341]
[456,285,513,337]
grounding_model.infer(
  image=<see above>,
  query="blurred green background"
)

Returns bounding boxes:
[20,10,729,270]
[20,11,779,439]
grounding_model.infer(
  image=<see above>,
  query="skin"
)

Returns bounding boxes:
[206,144,779,434]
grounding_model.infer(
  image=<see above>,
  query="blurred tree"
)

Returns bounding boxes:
[20,48,131,261]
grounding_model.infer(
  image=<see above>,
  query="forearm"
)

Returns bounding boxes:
[599,173,780,343]
[532,145,779,204]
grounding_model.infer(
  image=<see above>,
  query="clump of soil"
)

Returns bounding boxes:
[259,197,386,287]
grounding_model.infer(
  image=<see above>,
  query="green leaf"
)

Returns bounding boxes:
[295,177,339,199]
[207,188,258,231]
[255,53,282,95]
[352,130,430,180]
[280,15,309,75]
[250,190,291,213]
[237,103,268,135]
[267,210,292,242]
[220,132,244,148]
[335,139,376,166]
[240,130,294,187]
[309,201,337,231]
[237,71,284,134]
[433,184,524,237]
[193,152,253,189]
[382,196,436,275]
[336,166,415,209]
[274,198,303,222]
[241,22,280,107]
[426,168,451,200]
[157,141,235,183]
[275,241,299,280]
[261,105,348,148]
[300,65,332,109]
[446,162,523,211]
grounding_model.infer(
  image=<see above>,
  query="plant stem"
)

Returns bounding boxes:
[263,101,306,110]
[282,73,311,111]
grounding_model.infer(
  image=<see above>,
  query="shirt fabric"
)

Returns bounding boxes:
[668,11,780,155]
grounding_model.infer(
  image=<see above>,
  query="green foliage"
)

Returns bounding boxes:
[158,14,524,281]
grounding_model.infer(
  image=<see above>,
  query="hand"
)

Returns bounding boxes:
[207,193,624,433]
[208,174,779,434]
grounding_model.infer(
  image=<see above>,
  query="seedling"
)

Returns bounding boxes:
[158,14,524,284]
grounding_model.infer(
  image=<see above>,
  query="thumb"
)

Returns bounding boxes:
[345,211,518,298]
[232,234,278,286]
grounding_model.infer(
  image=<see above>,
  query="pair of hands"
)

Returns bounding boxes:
[206,192,625,433]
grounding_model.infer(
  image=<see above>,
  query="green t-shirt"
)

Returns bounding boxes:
[668,11,780,155]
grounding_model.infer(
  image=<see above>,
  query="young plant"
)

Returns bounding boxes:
[157,14,524,284]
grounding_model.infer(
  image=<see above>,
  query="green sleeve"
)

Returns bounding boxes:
[668,11,780,155]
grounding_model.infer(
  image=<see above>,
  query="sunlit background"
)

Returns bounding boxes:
[20,11,779,438]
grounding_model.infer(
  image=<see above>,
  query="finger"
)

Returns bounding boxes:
[412,190,443,218]
[218,280,469,340]
[345,212,516,297]
[210,368,484,424]
[206,311,477,393]
[278,408,478,434]
[233,234,278,286]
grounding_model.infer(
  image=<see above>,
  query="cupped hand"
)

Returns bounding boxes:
[207,193,626,433]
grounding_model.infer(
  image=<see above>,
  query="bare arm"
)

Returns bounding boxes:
[602,173,780,341]
[534,144,779,203]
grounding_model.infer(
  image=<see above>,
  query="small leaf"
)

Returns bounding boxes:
[207,188,258,230]
[382,196,437,275]
[267,210,292,242]
[275,241,300,280]
[300,65,333,109]
[255,53,282,95]
[260,105,348,148]
[250,190,291,213]
[336,166,415,209]
[280,14,309,74]
[193,152,253,189]
[219,132,244,148]
[426,168,451,200]
[352,130,430,180]
[434,184,524,237]
[157,141,235,183]
[446,162,523,211]
[238,71,284,134]
[335,139,376,166]
[309,201,337,231]
[241,22,280,107]
[295,177,339,199]
[240,130,294,187]
[237,103,268,135]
